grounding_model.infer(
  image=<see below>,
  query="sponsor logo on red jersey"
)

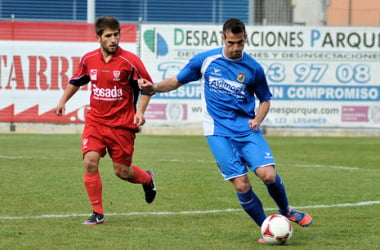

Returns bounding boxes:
[92,84,123,100]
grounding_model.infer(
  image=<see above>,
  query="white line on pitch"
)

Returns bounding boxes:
[292,164,360,171]
[158,159,365,171]
[0,200,379,221]
[0,155,71,160]
[0,156,371,172]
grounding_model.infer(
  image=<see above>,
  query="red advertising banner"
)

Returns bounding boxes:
[0,21,136,42]
[0,21,137,123]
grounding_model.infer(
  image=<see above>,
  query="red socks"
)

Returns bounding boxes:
[83,166,150,215]
[83,172,103,215]
[129,165,151,185]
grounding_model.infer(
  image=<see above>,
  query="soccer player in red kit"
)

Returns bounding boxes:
[55,16,156,225]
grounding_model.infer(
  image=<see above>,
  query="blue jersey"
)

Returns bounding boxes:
[177,47,272,136]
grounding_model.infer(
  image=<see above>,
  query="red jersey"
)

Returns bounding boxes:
[70,47,152,130]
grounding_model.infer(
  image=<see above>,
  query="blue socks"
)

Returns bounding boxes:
[265,174,289,215]
[237,187,266,226]
[237,175,289,226]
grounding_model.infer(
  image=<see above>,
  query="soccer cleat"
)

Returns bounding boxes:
[143,170,156,203]
[285,209,313,227]
[82,211,106,225]
[258,237,269,244]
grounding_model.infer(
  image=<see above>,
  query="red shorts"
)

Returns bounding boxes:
[82,120,136,166]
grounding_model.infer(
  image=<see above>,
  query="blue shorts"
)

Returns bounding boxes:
[206,130,275,180]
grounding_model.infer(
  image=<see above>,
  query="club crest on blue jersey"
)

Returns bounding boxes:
[237,73,245,82]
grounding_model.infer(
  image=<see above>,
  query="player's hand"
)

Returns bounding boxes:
[248,119,260,131]
[55,104,65,116]
[134,112,146,127]
[138,78,155,93]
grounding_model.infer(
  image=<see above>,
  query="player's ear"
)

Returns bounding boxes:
[221,33,226,42]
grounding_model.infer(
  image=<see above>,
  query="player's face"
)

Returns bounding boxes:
[98,28,120,55]
[222,31,247,60]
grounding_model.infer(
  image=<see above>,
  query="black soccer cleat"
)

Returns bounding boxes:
[82,211,106,225]
[143,170,156,203]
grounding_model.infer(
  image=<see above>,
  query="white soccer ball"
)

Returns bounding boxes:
[261,214,293,244]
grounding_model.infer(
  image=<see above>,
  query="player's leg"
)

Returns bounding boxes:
[230,176,267,226]
[83,153,105,225]
[82,123,107,225]
[112,162,147,183]
[108,127,156,203]
[243,130,313,227]
[112,163,156,203]
[236,131,289,213]
[255,166,289,214]
[206,135,266,227]
[257,167,313,227]
[83,151,103,212]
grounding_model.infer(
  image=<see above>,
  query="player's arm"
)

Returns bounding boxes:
[254,100,270,125]
[55,56,90,116]
[55,84,80,116]
[138,76,182,93]
[131,59,154,126]
[248,100,270,131]
[134,94,150,127]
[248,64,272,131]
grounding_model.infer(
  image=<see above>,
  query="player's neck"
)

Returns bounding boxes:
[101,51,114,63]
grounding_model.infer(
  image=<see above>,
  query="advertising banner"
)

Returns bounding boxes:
[140,24,380,128]
[1,22,379,130]
[0,21,136,123]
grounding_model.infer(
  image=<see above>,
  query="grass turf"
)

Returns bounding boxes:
[0,134,379,249]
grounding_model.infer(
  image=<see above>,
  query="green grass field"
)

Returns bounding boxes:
[0,133,379,249]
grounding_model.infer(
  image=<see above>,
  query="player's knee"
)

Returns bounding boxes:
[114,165,133,180]
[256,166,276,184]
[231,176,251,193]
[262,175,276,184]
[114,168,126,179]
[83,151,100,174]
[235,183,251,193]
[260,171,276,184]
[114,171,124,180]
[83,159,99,174]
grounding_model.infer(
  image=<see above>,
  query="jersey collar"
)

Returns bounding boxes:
[98,46,122,62]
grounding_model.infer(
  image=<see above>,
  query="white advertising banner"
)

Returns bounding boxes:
[140,24,380,129]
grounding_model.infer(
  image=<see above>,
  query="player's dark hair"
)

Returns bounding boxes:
[95,16,121,36]
[223,18,246,36]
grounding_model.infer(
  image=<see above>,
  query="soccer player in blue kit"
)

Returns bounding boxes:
[138,18,313,243]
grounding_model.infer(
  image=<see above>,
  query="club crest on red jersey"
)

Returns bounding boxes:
[90,69,97,81]
[113,70,121,81]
